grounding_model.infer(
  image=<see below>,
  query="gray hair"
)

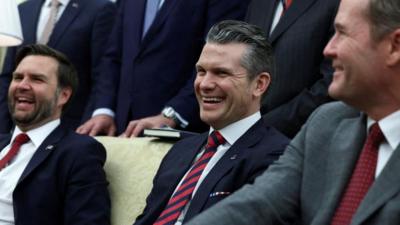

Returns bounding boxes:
[367,0,400,41]
[205,20,274,81]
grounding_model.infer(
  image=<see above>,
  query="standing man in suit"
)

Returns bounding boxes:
[186,0,400,224]
[246,0,340,138]
[76,0,251,137]
[0,0,116,133]
[0,44,110,225]
[133,20,289,225]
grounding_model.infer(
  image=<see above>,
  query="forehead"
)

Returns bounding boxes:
[14,55,58,78]
[197,43,247,67]
[335,0,369,25]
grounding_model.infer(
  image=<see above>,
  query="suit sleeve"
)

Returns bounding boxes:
[63,139,111,225]
[165,0,251,130]
[86,1,117,115]
[0,47,17,133]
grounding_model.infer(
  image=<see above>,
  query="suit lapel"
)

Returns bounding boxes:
[0,135,12,153]
[160,133,208,204]
[17,126,65,184]
[48,0,82,46]
[20,0,43,43]
[124,0,147,61]
[184,120,265,220]
[269,0,317,43]
[313,115,366,223]
[352,144,400,225]
[141,0,180,46]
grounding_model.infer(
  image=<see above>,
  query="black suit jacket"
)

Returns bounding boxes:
[133,119,289,224]
[0,125,110,225]
[246,0,340,137]
[0,0,116,133]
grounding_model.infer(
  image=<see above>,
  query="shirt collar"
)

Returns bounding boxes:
[210,112,261,146]
[12,119,61,148]
[367,110,400,150]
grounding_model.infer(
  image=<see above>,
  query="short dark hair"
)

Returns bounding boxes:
[366,0,400,41]
[15,44,78,112]
[205,20,274,81]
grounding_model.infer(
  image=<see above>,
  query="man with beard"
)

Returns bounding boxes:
[0,44,110,225]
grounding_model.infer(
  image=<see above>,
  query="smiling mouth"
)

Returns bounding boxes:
[14,96,35,109]
[202,96,223,104]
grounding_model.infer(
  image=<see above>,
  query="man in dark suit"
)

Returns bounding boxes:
[246,0,340,138]
[0,0,116,133]
[0,44,110,225]
[76,0,251,137]
[186,0,400,224]
[133,20,289,225]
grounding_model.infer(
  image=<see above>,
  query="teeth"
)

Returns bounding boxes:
[16,97,33,103]
[202,97,222,103]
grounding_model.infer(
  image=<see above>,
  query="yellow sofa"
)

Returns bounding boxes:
[96,136,173,225]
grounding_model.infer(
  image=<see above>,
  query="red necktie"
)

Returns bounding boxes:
[154,131,226,225]
[0,133,30,171]
[331,123,384,225]
[282,0,293,11]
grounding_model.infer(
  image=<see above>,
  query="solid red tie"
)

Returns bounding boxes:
[0,133,30,171]
[331,123,384,225]
[153,131,226,225]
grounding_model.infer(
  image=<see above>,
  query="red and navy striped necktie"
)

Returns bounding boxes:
[154,131,226,225]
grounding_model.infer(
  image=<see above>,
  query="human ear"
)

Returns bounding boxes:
[253,72,270,97]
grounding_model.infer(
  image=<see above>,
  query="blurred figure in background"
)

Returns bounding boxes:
[246,0,340,138]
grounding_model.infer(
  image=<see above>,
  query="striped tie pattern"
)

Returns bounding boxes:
[331,123,384,225]
[154,131,226,225]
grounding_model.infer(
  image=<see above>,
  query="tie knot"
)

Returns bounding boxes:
[206,131,226,149]
[14,133,30,145]
[368,123,384,147]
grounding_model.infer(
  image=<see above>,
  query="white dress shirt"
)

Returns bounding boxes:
[36,0,70,41]
[174,112,262,224]
[367,110,400,178]
[270,0,284,34]
[0,120,60,225]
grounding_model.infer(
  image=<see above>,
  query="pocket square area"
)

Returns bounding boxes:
[209,191,231,197]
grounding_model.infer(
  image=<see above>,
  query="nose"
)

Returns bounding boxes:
[14,77,31,91]
[323,33,337,59]
[197,73,216,90]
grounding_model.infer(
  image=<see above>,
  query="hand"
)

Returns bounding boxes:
[121,114,176,138]
[76,115,116,136]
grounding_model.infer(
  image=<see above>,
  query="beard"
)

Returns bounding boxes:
[8,89,59,128]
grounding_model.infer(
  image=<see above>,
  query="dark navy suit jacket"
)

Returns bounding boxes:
[0,0,116,133]
[100,0,250,133]
[246,0,340,137]
[0,125,110,225]
[133,119,289,224]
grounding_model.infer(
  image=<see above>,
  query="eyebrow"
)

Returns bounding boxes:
[12,72,49,81]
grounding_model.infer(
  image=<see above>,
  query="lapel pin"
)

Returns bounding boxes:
[230,154,237,160]
[72,2,79,8]
[45,145,54,150]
